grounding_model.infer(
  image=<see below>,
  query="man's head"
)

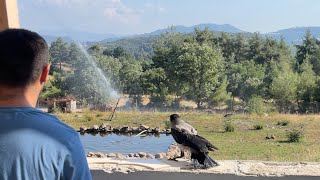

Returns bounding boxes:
[0,29,50,106]
[0,29,49,86]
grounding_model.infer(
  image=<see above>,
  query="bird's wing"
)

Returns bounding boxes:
[184,122,198,135]
[175,121,198,135]
[195,135,219,151]
[171,128,218,153]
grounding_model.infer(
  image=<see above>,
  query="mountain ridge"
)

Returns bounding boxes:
[41,24,320,44]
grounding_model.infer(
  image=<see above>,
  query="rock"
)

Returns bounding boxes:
[80,126,87,133]
[131,127,140,133]
[183,149,192,159]
[107,153,116,158]
[165,129,171,134]
[113,127,121,133]
[166,144,181,159]
[138,152,147,158]
[155,152,166,159]
[271,135,276,139]
[120,126,132,133]
[95,152,105,158]
[153,127,160,133]
[116,153,124,159]
[92,125,99,132]
[146,154,155,159]
[99,123,112,132]
[87,152,95,157]
[128,153,135,158]
[134,153,140,158]
[139,124,150,131]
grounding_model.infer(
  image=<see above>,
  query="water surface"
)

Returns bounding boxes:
[79,133,174,154]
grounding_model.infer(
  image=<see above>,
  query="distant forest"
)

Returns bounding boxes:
[42,28,320,114]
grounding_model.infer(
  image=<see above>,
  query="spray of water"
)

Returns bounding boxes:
[77,43,119,100]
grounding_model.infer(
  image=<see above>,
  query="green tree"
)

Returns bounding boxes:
[141,68,169,108]
[297,57,317,113]
[270,60,299,113]
[119,61,143,106]
[247,95,266,114]
[227,60,265,103]
[208,77,230,108]
[49,38,70,73]
[175,42,224,108]
[296,30,319,65]
[40,73,64,99]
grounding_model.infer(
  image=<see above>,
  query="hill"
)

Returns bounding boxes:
[144,23,243,36]
[267,27,320,44]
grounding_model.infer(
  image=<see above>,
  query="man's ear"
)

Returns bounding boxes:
[40,64,50,84]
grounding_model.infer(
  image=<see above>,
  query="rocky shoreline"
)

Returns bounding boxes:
[87,143,182,160]
[79,123,171,135]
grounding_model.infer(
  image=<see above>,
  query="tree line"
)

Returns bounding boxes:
[42,28,320,114]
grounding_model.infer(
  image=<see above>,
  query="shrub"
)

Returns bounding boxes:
[49,106,62,114]
[96,112,104,118]
[224,121,235,132]
[287,129,304,143]
[84,113,95,121]
[277,120,289,126]
[247,96,266,115]
[253,124,264,130]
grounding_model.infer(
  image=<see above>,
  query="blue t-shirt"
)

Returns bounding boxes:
[0,107,91,180]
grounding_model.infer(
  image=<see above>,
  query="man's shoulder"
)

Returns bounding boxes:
[24,108,78,136]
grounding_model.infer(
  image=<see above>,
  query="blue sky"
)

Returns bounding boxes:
[18,0,320,35]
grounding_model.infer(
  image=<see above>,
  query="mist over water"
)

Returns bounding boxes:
[77,43,119,101]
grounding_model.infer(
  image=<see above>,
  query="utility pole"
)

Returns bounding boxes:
[0,0,20,31]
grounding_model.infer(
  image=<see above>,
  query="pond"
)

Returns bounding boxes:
[79,133,174,154]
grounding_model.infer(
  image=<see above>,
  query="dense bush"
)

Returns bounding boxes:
[224,121,235,132]
[253,124,264,130]
[287,129,304,143]
[277,120,289,126]
[247,96,267,115]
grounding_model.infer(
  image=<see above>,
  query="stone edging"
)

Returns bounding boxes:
[79,123,171,134]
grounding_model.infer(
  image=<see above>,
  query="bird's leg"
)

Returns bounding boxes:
[177,150,185,159]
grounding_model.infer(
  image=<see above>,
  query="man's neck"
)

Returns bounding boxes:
[0,86,36,107]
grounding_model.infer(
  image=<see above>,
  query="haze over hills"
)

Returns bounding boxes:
[41,23,320,45]
[143,23,243,36]
[40,30,122,43]
[266,27,320,44]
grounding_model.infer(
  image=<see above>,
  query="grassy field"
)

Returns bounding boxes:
[56,111,320,162]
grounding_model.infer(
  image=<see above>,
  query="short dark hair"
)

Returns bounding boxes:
[0,29,49,87]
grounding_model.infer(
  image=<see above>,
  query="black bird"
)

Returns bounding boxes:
[169,114,219,168]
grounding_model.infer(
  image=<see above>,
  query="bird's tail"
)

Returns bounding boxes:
[203,154,219,168]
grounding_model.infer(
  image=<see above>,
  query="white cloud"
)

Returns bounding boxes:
[30,0,165,26]
[31,0,87,7]
[143,2,166,13]
[103,0,141,25]
[158,7,166,13]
